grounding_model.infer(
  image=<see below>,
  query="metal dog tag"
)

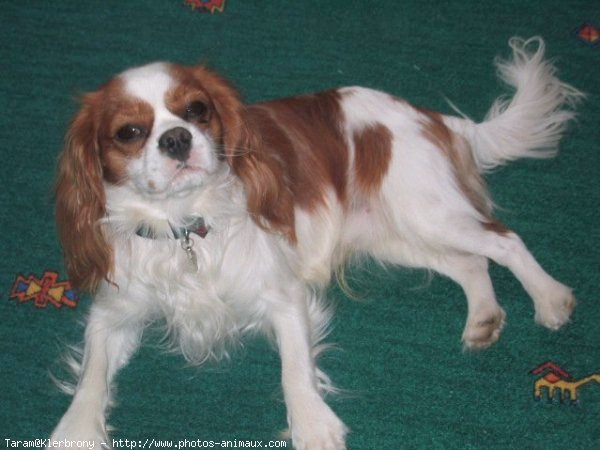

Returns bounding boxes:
[181,229,198,272]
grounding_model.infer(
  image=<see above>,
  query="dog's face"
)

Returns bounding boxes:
[56,63,251,291]
[105,63,220,198]
[67,63,246,200]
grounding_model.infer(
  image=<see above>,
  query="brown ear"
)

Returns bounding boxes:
[192,67,297,242]
[55,95,112,293]
[229,131,297,242]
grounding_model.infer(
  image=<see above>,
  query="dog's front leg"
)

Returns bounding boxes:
[269,288,348,450]
[48,301,143,449]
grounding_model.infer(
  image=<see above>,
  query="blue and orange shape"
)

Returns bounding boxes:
[10,271,78,309]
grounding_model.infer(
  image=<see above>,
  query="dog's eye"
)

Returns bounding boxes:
[185,101,209,123]
[115,124,146,143]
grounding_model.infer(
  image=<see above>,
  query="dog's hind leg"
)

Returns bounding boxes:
[431,253,506,350]
[457,228,576,330]
[372,242,505,349]
[409,222,576,331]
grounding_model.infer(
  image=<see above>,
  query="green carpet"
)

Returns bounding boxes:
[1,1,599,448]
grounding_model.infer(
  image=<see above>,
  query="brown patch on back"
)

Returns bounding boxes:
[418,107,493,218]
[353,123,393,194]
[238,90,349,240]
[249,90,349,207]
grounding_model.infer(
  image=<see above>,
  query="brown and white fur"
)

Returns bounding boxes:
[50,37,581,449]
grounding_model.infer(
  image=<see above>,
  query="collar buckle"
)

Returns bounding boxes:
[135,216,210,240]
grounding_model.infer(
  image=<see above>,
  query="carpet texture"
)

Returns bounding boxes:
[1,1,599,448]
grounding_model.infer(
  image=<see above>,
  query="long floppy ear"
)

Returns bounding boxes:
[55,95,112,293]
[192,67,296,241]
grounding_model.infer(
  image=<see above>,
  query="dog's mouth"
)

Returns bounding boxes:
[139,164,207,199]
[175,161,203,172]
[172,162,207,183]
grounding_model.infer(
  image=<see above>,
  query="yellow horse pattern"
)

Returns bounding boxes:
[531,361,600,403]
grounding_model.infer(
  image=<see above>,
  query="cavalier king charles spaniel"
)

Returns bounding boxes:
[50,37,581,449]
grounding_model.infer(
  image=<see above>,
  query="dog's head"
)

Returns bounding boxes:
[56,63,257,292]
[64,63,247,198]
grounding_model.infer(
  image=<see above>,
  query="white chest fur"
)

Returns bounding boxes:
[98,175,299,364]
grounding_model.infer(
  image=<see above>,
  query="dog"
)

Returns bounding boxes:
[49,37,581,449]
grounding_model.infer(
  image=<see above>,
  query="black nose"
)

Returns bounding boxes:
[158,127,192,161]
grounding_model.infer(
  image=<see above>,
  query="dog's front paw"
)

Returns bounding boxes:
[534,284,576,330]
[289,402,348,450]
[462,306,506,350]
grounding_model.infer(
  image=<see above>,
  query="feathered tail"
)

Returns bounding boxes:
[445,37,584,172]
